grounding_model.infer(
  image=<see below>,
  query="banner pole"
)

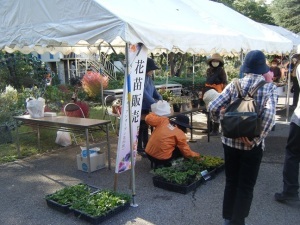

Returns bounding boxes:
[125,43,138,207]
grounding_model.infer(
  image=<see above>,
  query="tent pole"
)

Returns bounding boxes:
[192,55,195,87]
[286,53,295,122]
[98,46,104,107]
[165,51,169,89]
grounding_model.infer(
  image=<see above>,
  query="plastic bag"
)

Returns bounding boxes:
[80,146,100,157]
[26,97,45,118]
[55,130,72,146]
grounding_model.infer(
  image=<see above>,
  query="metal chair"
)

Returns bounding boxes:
[63,103,94,144]
[103,95,121,134]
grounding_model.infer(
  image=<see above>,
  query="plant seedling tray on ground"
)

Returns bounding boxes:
[45,183,100,214]
[152,176,204,194]
[73,203,130,225]
[152,163,225,194]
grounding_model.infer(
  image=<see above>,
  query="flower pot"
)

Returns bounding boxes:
[172,103,181,112]
[181,103,190,111]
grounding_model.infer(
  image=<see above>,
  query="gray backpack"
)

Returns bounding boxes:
[221,79,266,139]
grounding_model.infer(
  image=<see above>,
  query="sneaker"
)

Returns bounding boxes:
[137,149,147,158]
[222,219,230,225]
[210,131,220,136]
[274,192,299,202]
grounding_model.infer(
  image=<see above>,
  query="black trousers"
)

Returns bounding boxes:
[147,147,182,168]
[222,143,263,225]
[283,122,300,195]
[292,77,299,106]
[137,110,150,151]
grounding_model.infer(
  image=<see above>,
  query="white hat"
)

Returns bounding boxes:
[203,89,221,109]
[151,100,171,116]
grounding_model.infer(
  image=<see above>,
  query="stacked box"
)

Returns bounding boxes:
[76,152,106,172]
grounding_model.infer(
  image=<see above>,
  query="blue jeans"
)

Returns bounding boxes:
[222,143,263,225]
[283,122,300,195]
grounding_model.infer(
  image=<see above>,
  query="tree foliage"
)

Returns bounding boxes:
[218,0,275,24]
[0,51,48,90]
[270,0,300,33]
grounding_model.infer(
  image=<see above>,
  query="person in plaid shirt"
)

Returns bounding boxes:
[208,50,277,225]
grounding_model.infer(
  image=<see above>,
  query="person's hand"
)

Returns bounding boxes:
[240,137,254,147]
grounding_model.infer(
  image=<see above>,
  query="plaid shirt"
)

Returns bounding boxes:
[208,74,277,150]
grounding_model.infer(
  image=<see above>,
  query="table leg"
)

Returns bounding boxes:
[106,124,111,170]
[85,128,91,175]
[207,111,210,142]
[189,112,197,143]
[16,122,20,157]
[37,124,40,150]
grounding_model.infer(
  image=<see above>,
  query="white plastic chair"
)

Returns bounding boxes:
[63,103,94,144]
[103,95,121,134]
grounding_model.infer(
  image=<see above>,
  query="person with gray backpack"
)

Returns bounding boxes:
[208,50,277,225]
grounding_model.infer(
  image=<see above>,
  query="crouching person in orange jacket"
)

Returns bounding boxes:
[145,112,200,168]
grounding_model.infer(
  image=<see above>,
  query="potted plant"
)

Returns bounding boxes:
[181,96,191,111]
[190,91,200,108]
[71,190,131,224]
[170,96,182,112]
[152,156,224,194]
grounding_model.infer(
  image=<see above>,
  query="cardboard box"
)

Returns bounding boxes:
[76,152,106,172]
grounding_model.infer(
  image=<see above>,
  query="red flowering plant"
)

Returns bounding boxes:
[81,71,109,98]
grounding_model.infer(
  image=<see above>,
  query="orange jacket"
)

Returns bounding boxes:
[145,113,200,160]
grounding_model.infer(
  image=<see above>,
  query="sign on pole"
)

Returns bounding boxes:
[115,44,147,173]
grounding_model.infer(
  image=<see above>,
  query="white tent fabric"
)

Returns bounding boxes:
[261,24,300,52]
[0,0,293,55]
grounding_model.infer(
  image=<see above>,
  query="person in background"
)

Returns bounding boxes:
[202,53,227,136]
[209,50,277,225]
[137,58,162,157]
[274,56,300,203]
[270,59,281,83]
[203,89,221,136]
[263,70,274,83]
[145,112,200,168]
[289,55,300,108]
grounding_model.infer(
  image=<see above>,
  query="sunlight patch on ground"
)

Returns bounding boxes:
[124,217,156,225]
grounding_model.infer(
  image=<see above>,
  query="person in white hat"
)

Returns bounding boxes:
[203,89,221,136]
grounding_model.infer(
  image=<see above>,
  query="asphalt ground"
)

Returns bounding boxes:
[0,97,299,225]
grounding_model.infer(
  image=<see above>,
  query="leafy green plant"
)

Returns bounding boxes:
[46,184,96,205]
[71,190,131,217]
[152,156,224,185]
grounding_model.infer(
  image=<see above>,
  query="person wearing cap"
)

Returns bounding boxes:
[144,111,200,168]
[209,50,277,225]
[205,53,227,93]
[137,58,163,157]
[201,53,227,136]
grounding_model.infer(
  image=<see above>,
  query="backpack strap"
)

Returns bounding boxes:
[248,80,266,97]
[233,78,243,98]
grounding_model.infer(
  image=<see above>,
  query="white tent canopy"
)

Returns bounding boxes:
[261,23,300,53]
[0,0,293,55]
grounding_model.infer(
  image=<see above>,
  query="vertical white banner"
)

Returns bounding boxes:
[115,44,147,173]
